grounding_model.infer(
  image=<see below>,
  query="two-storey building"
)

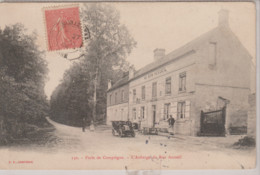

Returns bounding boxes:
[107,10,254,136]
[106,74,129,125]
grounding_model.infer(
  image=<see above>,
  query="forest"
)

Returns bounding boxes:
[0,24,50,144]
[50,4,136,127]
[0,4,136,145]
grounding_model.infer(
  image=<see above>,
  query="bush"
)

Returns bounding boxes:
[233,136,255,147]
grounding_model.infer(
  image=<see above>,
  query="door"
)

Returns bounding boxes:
[152,105,156,127]
[200,107,226,136]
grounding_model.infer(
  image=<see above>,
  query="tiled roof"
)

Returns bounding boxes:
[109,25,250,91]
[133,26,222,79]
[107,73,129,92]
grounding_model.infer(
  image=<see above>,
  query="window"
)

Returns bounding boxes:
[209,42,217,67]
[121,109,124,120]
[164,103,170,120]
[177,101,186,119]
[121,90,124,102]
[165,77,171,95]
[132,108,136,120]
[179,72,186,92]
[152,82,157,98]
[141,106,145,119]
[133,89,136,101]
[109,94,112,105]
[141,86,145,100]
[115,92,117,104]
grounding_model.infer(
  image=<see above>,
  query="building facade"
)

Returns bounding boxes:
[106,76,129,125]
[106,10,253,136]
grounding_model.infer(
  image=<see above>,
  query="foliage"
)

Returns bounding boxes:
[233,136,255,148]
[0,24,49,145]
[50,4,136,126]
[50,62,92,126]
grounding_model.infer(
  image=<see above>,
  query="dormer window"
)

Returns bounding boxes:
[209,42,217,69]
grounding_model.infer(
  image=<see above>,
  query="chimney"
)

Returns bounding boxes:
[218,9,229,27]
[154,48,165,61]
[129,66,135,80]
[107,79,112,90]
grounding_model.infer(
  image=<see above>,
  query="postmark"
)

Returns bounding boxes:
[44,6,83,51]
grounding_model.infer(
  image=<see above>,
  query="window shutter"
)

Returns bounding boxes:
[147,85,152,100]
[144,107,147,119]
[160,104,164,120]
[171,102,178,118]
[177,103,181,119]
[158,80,164,96]
[185,100,191,118]
[137,107,140,119]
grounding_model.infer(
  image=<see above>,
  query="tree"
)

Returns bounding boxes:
[80,4,136,122]
[50,62,92,126]
[0,24,49,144]
[50,4,136,126]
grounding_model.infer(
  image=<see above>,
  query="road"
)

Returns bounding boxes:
[0,117,255,170]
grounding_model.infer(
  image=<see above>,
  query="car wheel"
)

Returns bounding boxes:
[119,129,123,137]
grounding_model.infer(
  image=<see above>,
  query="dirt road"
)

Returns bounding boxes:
[0,117,255,170]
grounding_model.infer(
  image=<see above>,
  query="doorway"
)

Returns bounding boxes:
[200,107,226,136]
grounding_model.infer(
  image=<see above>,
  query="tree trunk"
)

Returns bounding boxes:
[92,67,98,123]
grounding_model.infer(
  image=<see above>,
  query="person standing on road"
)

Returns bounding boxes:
[168,115,175,135]
[90,120,95,132]
[82,117,86,132]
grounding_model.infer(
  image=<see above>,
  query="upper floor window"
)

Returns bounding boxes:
[133,89,136,102]
[121,90,124,102]
[179,72,186,92]
[141,86,145,100]
[177,101,186,119]
[165,77,171,95]
[109,94,112,105]
[164,103,170,120]
[152,82,157,98]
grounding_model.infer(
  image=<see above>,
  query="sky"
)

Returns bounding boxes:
[0,2,256,98]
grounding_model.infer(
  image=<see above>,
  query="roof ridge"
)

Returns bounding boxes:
[109,25,250,91]
[132,26,221,79]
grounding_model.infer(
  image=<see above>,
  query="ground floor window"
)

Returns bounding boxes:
[164,103,170,120]
[121,109,124,120]
[132,108,136,120]
[141,106,145,119]
[177,101,186,119]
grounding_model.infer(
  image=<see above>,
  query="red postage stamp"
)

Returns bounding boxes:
[44,6,83,51]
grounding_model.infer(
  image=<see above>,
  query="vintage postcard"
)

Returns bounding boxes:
[0,1,257,171]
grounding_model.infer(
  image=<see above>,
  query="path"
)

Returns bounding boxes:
[42,117,256,169]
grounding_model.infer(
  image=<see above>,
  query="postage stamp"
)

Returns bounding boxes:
[44,6,83,51]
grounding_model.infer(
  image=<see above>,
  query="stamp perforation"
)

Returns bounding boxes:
[42,3,87,53]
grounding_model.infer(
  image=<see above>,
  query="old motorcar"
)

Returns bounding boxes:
[111,121,135,137]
